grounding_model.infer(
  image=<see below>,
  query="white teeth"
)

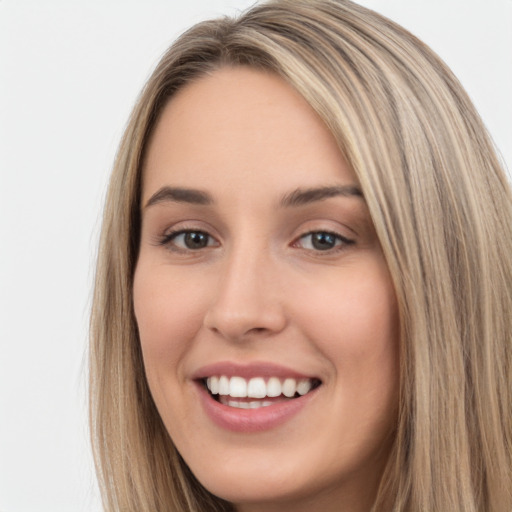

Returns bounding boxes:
[207,376,219,395]
[282,378,297,398]
[206,375,317,399]
[229,376,247,398]
[218,375,229,395]
[297,379,312,396]
[220,396,274,408]
[266,377,282,397]
[247,377,266,398]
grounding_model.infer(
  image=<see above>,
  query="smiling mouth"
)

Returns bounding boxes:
[202,376,322,409]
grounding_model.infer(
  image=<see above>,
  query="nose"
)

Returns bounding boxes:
[203,245,287,342]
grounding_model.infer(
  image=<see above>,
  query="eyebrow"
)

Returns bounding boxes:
[143,184,364,210]
[279,185,363,207]
[144,186,213,209]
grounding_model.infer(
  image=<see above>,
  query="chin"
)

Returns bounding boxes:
[195,466,317,507]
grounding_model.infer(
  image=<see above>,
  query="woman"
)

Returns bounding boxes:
[89,0,512,510]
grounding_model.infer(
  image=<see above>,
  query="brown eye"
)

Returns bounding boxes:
[182,231,210,249]
[311,232,337,250]
[162,230,218,251]
[296,231,354,252]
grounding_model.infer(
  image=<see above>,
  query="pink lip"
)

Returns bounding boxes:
[195,382,319,433]
[191,361,321,433]
[192,361,317,380]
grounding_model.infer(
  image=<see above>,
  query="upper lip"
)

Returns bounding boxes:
[191,361,319,381]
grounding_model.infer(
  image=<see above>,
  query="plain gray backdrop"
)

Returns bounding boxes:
[1,1,510,511]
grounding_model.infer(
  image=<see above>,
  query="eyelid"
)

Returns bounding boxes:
[157,226,220,253]
[152,221,356,256]
[292,229,355,253]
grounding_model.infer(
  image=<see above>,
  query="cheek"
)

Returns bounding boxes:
[132,264,207,376]
[294,261,399,407]
[299,267,397,349]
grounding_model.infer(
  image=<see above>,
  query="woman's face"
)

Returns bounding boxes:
[134,67,399,512]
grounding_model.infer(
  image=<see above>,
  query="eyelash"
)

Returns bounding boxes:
[158,229,217,253]
[293,230,355,253]
[158,228,355,254]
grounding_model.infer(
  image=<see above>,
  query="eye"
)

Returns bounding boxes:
[161,229,218,251]
[295,231,354,252]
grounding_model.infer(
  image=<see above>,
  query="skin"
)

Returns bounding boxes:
[133,67,399,512]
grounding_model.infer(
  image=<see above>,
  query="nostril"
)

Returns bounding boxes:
[204,310,286,341]
[249,327,267,334]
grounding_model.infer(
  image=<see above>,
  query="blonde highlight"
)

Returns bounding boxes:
[89,1,512,510]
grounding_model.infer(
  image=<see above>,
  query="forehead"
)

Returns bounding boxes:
[142,67,357,202]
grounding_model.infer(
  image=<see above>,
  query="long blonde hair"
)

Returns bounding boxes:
[89,1,512,510]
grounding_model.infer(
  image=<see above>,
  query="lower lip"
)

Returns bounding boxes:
[195,381,319,433]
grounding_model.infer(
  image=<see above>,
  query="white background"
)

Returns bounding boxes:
[0,1,510,511]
